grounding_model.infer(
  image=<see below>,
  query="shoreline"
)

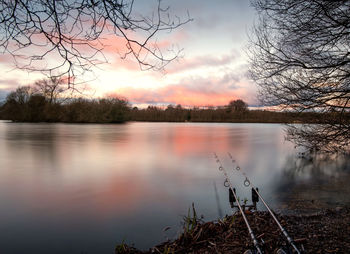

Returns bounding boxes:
[0,119,323,124]
[117,207,350,253]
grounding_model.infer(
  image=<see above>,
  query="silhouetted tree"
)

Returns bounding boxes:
[27,95,47,122]
[6,86,32,105]
[97,97,130,123]
[227,99,248,112]
[33,77,66,104]
[2,86,33,121]
[249,0,350,153]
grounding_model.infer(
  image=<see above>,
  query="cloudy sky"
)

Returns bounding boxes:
[0,0,257,107]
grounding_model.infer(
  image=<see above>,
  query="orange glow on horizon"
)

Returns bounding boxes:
[112,85,247,107]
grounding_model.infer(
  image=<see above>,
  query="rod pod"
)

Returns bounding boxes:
[228,153,302,254]
[214,153,264,254]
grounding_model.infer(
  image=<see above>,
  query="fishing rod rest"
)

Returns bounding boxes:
[229,187,259,210]
[229,188,236,207]
[252,187,259,203]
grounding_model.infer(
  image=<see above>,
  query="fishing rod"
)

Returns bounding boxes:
[214,153,264,254]
[228,153,302,254]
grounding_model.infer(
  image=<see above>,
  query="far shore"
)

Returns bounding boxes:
[0,118,329,124]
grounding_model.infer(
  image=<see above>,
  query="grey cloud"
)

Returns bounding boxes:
[167,51,238,74]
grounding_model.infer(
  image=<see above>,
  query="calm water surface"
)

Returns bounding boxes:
[0,121,349,253]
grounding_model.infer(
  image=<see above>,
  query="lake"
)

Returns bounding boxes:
[0,121,349,253]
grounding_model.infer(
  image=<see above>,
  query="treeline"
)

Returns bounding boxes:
[0,80,336,124]
[129,104,322,123]
[0,85,130,123]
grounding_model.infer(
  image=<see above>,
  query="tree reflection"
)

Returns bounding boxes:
[273,153,350,213]
[286,123,350,154]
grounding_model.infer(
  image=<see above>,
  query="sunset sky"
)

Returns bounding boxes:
[0,0,257,107]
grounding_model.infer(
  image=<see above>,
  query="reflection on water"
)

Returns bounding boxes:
[274,154,350,213]
[0,121,349,253]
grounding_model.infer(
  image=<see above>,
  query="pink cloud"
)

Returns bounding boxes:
[113,74,256,106]
[102,30,190,71]
[117,85,239,106]
[0,78,20,88]
[0,54,16,65]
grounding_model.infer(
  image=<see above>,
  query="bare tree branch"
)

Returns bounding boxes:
[0,0,192,87]
[249,0,350,153]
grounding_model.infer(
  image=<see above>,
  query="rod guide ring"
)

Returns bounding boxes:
[224,179,229,187]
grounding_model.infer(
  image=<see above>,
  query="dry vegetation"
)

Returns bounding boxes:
[116,208,350,254]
